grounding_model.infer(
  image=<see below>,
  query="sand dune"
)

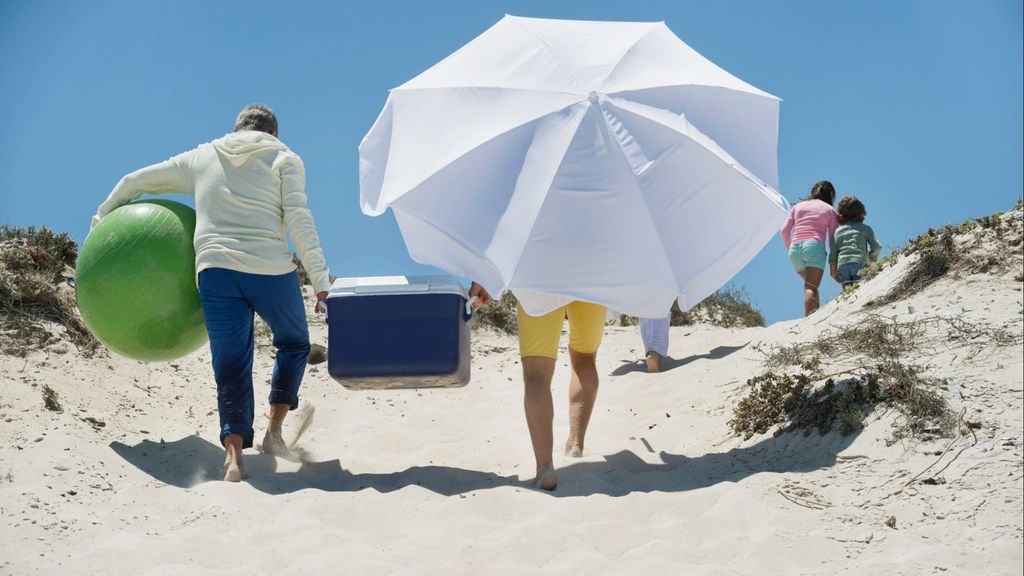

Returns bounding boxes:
[1,207,1021,575]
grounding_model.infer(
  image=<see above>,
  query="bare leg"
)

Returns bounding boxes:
[522,356,557,490]
[802,267,825,316]
[566,348,599,457]
[260,403,291,455]
[223,433,244,482]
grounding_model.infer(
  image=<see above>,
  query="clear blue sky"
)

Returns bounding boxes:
[2,0,1021,323]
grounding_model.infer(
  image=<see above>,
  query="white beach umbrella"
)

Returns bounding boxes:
[360,15,789,317]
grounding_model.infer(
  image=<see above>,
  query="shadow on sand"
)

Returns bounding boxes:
[111,423,856,497]
[109,436,514,495]
[610,342,749,376]
[548,429,858,497]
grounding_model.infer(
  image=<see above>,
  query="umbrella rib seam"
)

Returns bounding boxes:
[608,98,783,206]
[502,106,589,301]
[383,100,584,209]
[597,108,681,300]
[393,206,496,284]
[508,17,585,93]
[598,26,659,91]
[605,83,782,102]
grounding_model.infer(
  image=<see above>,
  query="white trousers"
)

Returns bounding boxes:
[639,315,670,357]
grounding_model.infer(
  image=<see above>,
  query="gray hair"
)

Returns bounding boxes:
[234,104,278,135]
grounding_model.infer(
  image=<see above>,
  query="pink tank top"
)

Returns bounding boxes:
[780,199,838,249]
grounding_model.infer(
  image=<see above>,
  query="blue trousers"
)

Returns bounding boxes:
[837,262,867,288]
[198,268,310,449]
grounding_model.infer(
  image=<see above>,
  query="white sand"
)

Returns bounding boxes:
[1,225,1022,575]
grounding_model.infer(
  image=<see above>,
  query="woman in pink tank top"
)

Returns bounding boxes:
[780,181,838,316]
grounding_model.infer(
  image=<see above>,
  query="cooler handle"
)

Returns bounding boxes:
[464,295,479,319]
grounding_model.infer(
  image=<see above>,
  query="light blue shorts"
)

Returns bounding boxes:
[788,240,826,272]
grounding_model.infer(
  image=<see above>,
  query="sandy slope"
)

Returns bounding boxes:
[1,222,1022,575]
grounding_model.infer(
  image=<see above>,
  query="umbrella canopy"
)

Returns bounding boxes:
[360,15,789,317]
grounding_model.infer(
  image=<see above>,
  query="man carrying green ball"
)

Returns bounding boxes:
[91,104,331,482]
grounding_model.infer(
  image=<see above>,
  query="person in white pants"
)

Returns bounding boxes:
[639,315,670,373]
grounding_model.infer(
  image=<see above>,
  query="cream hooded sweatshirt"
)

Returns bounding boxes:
[93,131,331,294]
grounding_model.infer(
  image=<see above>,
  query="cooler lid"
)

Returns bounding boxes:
[328,274,468,299]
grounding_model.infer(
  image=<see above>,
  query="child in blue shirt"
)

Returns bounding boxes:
[829,196,881,287]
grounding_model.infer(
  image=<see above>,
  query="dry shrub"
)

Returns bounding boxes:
[733,316,963,440]
[762,316,921,371]
[730,372,885,439]
[870,228,956,306]
[472,291,519,334]
[42,384,63,412]
[292,253,311,286]
[477,285,764,334]
[729,372,812,438]
[672,287,765,328]
[0,225,77,273]
[617,287,766,329]
[861,200,1023,304]
[616,314,638,327]
[0,225,100,357]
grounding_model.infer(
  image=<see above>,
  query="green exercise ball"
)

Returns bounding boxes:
[76,199,207,361]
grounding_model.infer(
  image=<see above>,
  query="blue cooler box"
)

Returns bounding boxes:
[327,275,472,389]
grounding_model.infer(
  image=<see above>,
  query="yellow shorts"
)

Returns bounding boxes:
[517,300,607,359]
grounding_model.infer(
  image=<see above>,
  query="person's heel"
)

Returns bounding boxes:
[564,441,583,458]
[646,352,661,373]
[534,466,558,491]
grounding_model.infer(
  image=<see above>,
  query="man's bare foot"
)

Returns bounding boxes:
[534,466,558,491]
[223,460,243,482]
[564,440,583,458]
[223,434,244,482]
[646,351,661,373]
[259,401,315,458]
[260,431,291,456]
[259,401,306,457]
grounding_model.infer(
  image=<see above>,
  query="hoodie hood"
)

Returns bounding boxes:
[211,131,288,167]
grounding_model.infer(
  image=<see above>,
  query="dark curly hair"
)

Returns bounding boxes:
[837,196,867,224]
[807,180,836,206]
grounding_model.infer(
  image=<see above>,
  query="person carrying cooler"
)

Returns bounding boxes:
[92,104,331,483]
[780,180,838,316]
[829,195,881,288]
